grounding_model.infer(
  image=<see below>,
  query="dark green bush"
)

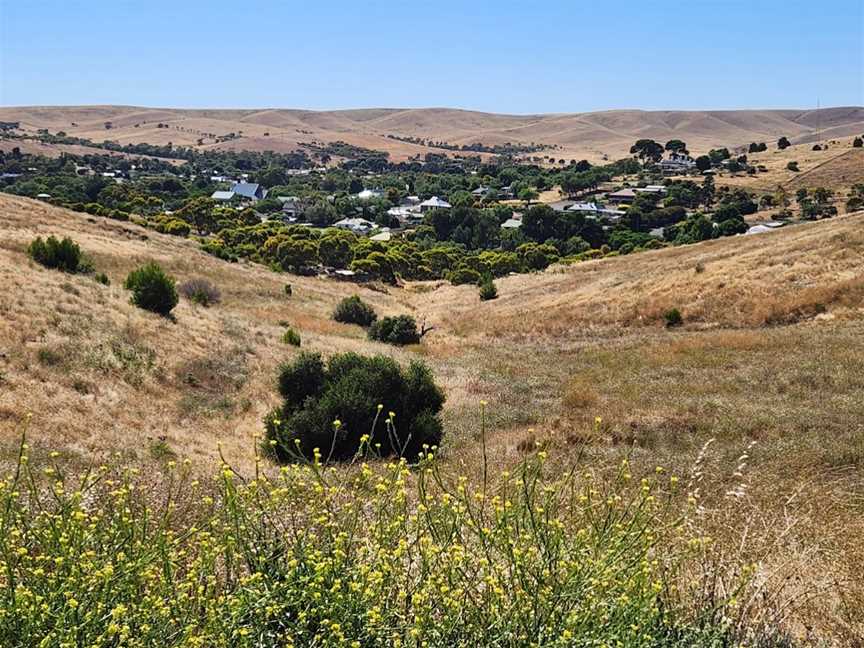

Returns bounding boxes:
[124,262,178,316]
[178,278,221,307]
[265,351,445,462]
[446,266,482,286]
[282,328,301,346]
[479,278,498,301]
[333,295,377,327]
[663,308,683,328]
[368,315,421,345]
[94,272,110,286]
[27,236,88,273]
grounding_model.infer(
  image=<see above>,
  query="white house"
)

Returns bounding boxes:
[357,188,384,200]
[659,153,696,173]
[501,217,522,229]
[420,196,452,212]
[334,217,376,234]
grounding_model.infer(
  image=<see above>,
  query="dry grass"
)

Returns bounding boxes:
[2,104,862,163]
[2,194,864,641]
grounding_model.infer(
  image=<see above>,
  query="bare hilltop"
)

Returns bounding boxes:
[2,104,863,162]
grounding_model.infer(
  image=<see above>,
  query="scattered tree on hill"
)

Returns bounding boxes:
[630,139,664,163]
[368,314,432,346]
[27,236,90,273]
[664,139,688,155]
[695,155,712,172]
[777,136,791,150]
[333,295,377,327]
[124,262,178,316]
[853,137,863,148]
[786,161,799,172]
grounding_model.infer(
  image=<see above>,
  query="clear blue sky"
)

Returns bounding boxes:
[1,0,862,113]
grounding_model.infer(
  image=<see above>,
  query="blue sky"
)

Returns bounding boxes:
[1,0,862,113]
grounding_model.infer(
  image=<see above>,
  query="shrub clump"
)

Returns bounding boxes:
[333,295,377,327]
[178,278,221,307]
[282,327,301,346]
[265,351,445,462]
[94,272,110,286]
[663,307,683,328]
[124,262,178,316]
[479,278,498,301]
[27,236,90,273]
[368,314,421,345]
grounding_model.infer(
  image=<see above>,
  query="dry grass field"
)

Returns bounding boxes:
[714,136,864,197]
[2,105,862,163]
[1,194,863,641]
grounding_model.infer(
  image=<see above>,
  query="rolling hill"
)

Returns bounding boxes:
[1,193,863,637]
[2,105,862,163]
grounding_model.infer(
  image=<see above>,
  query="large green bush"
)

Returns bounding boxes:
[265,351,445,462]
[124,262,178,316]
[27,236,89,273]
[332,295,377,327]
[367,314,421,345]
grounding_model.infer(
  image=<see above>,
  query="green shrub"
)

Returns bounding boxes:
[284,284,293,296]
[333,295,377,327]
[282,328,301,346]
[27,236,88,273]
[94,272,110,286]
[663,307,683,328]
[786,161,799,172]
[368,314,421,345]
[479,278,498,301]
[265,351,445,462]
[124,262,178,316]
[178,278,221,307]
[446,266,482,285]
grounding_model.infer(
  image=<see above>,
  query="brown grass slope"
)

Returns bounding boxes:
[2,105,862,162]
[1,194,864,638]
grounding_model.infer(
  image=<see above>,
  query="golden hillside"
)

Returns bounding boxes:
[2,104,862,162]
[2,194,864,637]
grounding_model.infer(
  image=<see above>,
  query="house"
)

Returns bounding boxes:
[420,196,452,212]
[637,185,667,195]
[277,196,303,218]
[498,184,515,199]
[605,188,638,204]
[333,217,376,234]
[565,202,626,221]
[659,152,696,174]
[230,182,267,202]
[501,217,522,229]
[211,190,236,201]
[357,188,383,200]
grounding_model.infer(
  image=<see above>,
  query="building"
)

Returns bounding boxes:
[231,182,267,201]
[605,188,638,204]
[333,217,376,234]
[419,196,452,212]
[659,152,696,174]
[357,188,383,200]
[277,196,304,218]
[501,217,522,229]
[565,202,626,221]
[211,190,236,201]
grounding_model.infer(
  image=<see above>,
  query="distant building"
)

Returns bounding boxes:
[211,190,236,201]
[231,182,267,201]
[606,188,638,204]
[420,196,452,212]
[333,217,376,234]
[659,152,696,174]
[501,217,522,229]
[565,202,626,221]
[357,188,384,200]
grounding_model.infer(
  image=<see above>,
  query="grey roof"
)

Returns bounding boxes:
[420,196,452,208]
[231,182,266,200]
[211,190,235,201]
